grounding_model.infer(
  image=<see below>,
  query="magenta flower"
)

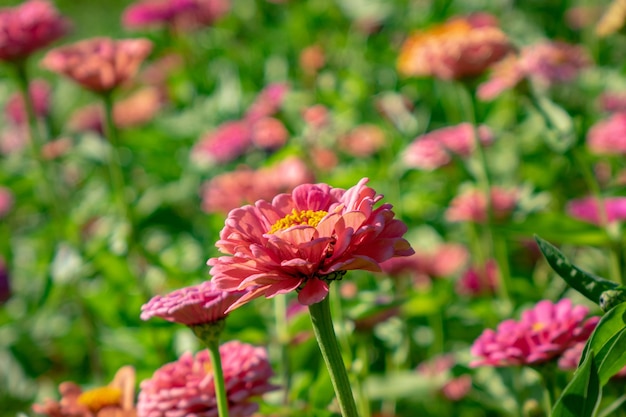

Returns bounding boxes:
[559,342,626,378]
[403,123,494,171]
[566,196,626,225]
[456,259,499,296]
[445,187,517,223]
[137,341,276,417]
[208,178,414,309]
[0,257,10,304]
[41,37,153,93]
[470,299,599,367]
[5,79,51,125]
[244,83,289,124]
[122,0,196,29]
[192,120,252,166]
[0,0,70,63]
[587,112,626,155]
[140,281,246,326]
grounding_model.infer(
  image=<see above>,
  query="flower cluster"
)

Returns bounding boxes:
[445,187,518,223]
[566,196,626,225]
[470,299,599,367]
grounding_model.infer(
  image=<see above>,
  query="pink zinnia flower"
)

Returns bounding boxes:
[192,120,252,166]
[339,124,386,158]
[566,196,626,225]
[559,342,626,378]
[598,91,626,113]
[445,187,517,223]
[470,299,599,367]
[587,112,626,155]
[403,123,494,171]
[251,117,289,150]
[137,341,276,417]
[32,366,137,417]
[456,259,499,296]
[5,79,51,125]
[41,37,153,93]
[244,83,289,124]
[141,281,246,326]
[208,178,414,309]
[417,354,472,401]
[122,0,196,29]
[0,0,70,63]
[397,13,511,80]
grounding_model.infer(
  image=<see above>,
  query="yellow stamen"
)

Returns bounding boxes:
[269,209,328,234]
[77,386,122,412]
[532,322,545,332]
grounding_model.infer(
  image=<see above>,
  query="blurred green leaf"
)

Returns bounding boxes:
[551,351,600,417]
[363,371,445,400]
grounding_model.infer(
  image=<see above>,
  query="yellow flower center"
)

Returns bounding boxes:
[269,209,328,234]
[532,322,545,332]
[77,386,122,412]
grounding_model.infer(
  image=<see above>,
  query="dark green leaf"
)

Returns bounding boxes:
[534,235,618,304]
[551,351,601,417]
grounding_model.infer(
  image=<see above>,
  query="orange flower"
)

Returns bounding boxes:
[397,14,511,80]
[41,37,152,93]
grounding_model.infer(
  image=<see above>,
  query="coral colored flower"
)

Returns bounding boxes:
[299,44,326,75]
[245,83,289,124]
[41,37,153,93]
[470,299,599,367]
[302,104,330,130]
[192,120,252,166]
[397,13,511,80]
[417,355,472,401]
[0,0,70,62]
[32,366,137,417]
[445,187,517,223]
[5,79,51,125]
[141,281,246,326]
[587,112,626,155]
[137,341,276,417]
[566,196,626,225]
[403,123,494,171]
[251,117,289,150]
[456,259,499,296]
[42,137,71,160]
[208,178,414,308]
[339,124,386,158]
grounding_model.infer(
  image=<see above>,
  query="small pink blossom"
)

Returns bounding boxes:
[299,44,325,76]
[403,123,494,171]
[417,355,472,401]
[251,117,289,150]
[41,37,153,93]
[566,196,626,225]
[141,281,246,326]
[208,178,414,309]
[397,14,511,80]
[302,104,330,131]
[137,341,276,417]
[598,91,626,113]
[123,0,229,32]
[559,342,626,378]
[245,83,289,124]
[339,124,386,158]
[0,0,70,62]
[0,186,14,218]
[192,120,252,165]
[446,187,517,223]
[5,79,51,125]
[456,259,499,296]
[470,299,599,367]
[587,112,626,155]
[0,126,28,154]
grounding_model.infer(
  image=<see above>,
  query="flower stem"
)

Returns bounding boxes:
[192,321,229,417]
[308,295,359,417]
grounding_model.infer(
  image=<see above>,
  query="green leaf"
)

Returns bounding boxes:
[580,302,626,385]
[551,351,601,417]
[363,371,446,400]
[534,235,619,304]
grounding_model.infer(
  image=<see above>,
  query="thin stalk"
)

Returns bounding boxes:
[273,295,291,405]
[206,339,230,417]
[308,295,359,417]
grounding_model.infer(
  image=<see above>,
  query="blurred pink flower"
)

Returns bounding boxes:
[559,342,626,378]
[0,257,9,304]
[172,0,230,31]
[470,299,599,367]
[446,187,517,223]
[339,124,386,158]
[598,91,626,113]
[299,44,325,76]
[0,126,28,154]
[403,123,494,171]
[566,196,626,225]
[397,13,511,80]
[478,41,591,100]
[208,178,414,308]
[192,120,252,165]
[381,243,469,285]
[417,354,472,401]
[565,6,602,30]
[456,259,499,296]
[245,83,289,124]
[32,366,136,417]
[123,0,229,31]
[42,137,71,160]
[0,186,14,218]
[141,281,246,326]
[5,79,51,125]
[41,37,153,93]
[587,112,626,155]
[251,117,289,150]
[137,341,276,417]
[0,0,70,62]
[201,157,314,214]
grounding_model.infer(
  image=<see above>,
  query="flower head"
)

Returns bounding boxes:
[208,178,414,309]
[0,0,70,63]
[558,341,626,378]
[141,280,246,326]
[123,0,229,32]
[397,13,511,80]
[566,196,626,225]
[587,112,626,155]
[32,366,136,417]
[137,341,276,417]
[5,79,51,125]
[445,187,517,223]
[456,259,499,296]
[470,299,599,367]
[417,354,472,401]
[244,83,289,124]
[339,124,386,158]
[192,120,253,166]
[41,37,153,93]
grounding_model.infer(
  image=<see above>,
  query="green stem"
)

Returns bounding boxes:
[192,321,229,417]
[273,295,291,405]
[308,295,359,417]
